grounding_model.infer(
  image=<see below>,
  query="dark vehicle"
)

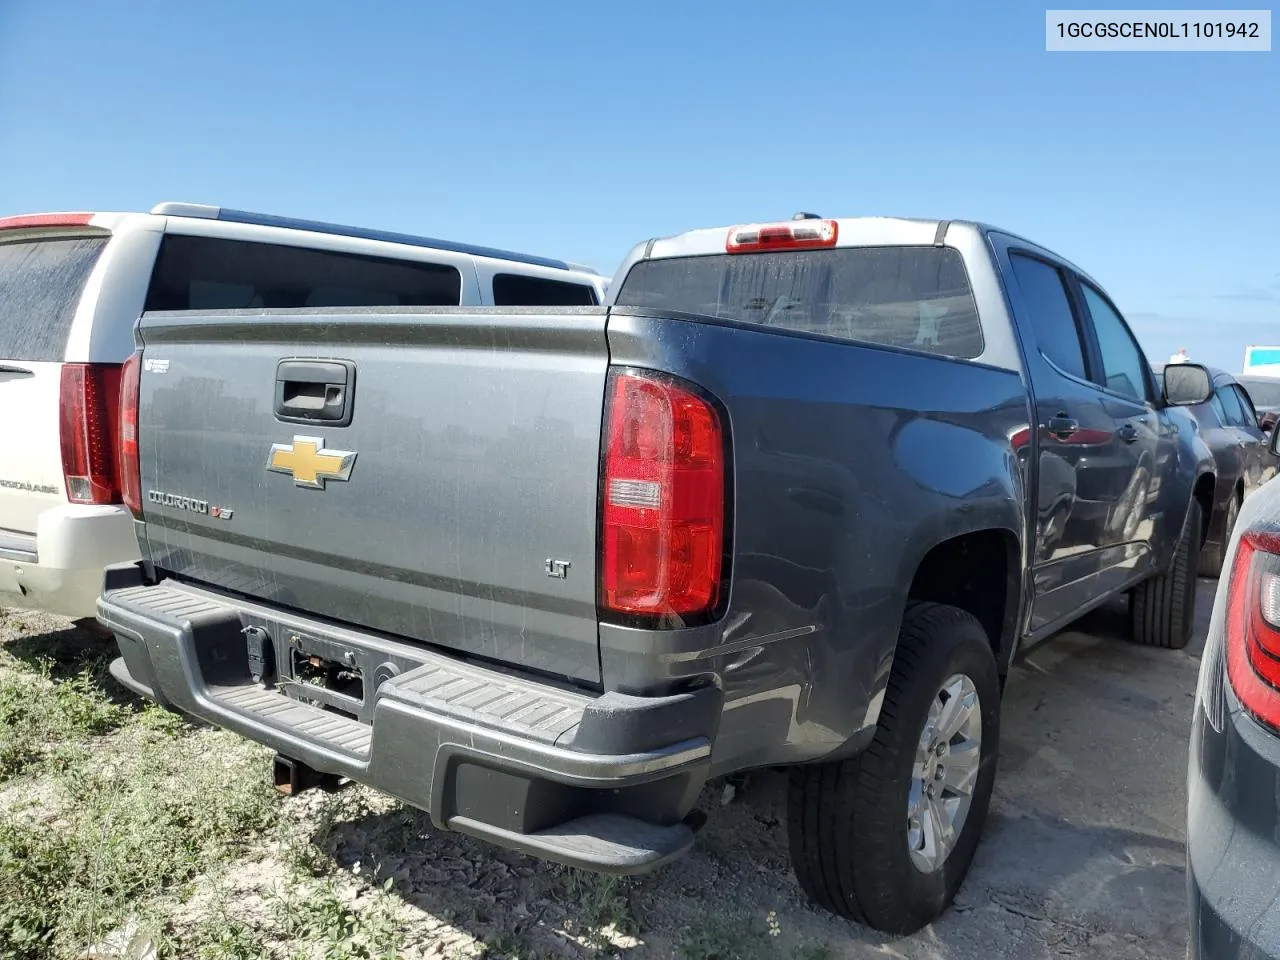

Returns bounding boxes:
[1188,425,1280,959]
[1238,374,1280,431]
[98,212,1218,934]
[1156,367,1278,575]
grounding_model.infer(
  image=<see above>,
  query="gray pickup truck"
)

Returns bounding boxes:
[98,213,1218,933]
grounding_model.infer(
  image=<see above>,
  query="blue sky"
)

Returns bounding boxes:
[1,1,1275,370]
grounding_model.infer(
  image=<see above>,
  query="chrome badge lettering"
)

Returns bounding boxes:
[147,490,234,520]
[0,478,59,495]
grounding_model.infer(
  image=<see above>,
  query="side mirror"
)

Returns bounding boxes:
[1162,363,1213,406]
[1272,422,1280,456]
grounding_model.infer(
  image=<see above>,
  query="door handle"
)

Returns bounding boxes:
[1118,423,1139,443]
[0,363,33,377]
[274,359,356,427]
[1046,414,1079,440]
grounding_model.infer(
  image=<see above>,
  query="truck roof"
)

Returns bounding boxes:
[636,214,1098,293]
[146,202,594,273]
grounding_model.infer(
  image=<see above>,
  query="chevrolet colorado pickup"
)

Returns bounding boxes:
[97,214,1217,933]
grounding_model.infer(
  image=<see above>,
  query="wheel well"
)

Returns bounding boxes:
[906,530,1018,666]
[1193,473,1215,548]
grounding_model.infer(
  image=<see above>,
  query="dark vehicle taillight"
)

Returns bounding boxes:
[599,370,727,621]
[59,363,122,505]
[1225,529,1280,731]
[118,351,142,517]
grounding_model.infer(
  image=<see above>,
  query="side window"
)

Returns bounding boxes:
[1233,385,1259,428]
[1217,384,1248,427]
[492,273,598,306]
[1208,391,1229,425]
[1008,254,1087,378]
[145,235,462,311]
[1079,283,1149,403]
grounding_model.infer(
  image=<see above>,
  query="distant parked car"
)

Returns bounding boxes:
[0,202,606,624]
[1188,424,1280,958]
[1237,375,1280,431]
[1156,367,1277,576]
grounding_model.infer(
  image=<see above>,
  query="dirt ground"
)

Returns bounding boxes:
[0,580,1212,960]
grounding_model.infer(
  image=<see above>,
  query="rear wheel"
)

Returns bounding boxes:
[1197,490,1239,579]
[1131,498,1200,649]
[786,603,1000,934]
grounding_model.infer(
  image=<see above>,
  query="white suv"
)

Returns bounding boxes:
[0,202,606,623]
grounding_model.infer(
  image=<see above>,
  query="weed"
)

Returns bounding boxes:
[554,868,636,951]
[792,944,833,960]
[270,878,403,959]
[0,661,131,781]
[479,930,543,959]
[677,915,767,960]
[194,918,269,960]
[136,702,190,738]
[0,731,276,959]
[283,788,375,880]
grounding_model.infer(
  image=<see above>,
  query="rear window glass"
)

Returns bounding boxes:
[0,236,108,361]
[492,273,597,306]
[144,235,462,311]
[615,246,984,359]
[1240,378,1280,409]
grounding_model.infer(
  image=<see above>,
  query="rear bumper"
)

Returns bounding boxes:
[0,505,138,619]
[1187,692,1280,959]
[97,563,719,874]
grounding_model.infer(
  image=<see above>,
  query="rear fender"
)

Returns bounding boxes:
[1151,413,1216,571]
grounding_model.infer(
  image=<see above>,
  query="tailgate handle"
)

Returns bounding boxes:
[275,359,356,426]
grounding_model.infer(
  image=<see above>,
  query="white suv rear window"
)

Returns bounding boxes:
[144,235,463,311]
[0,236,108,361]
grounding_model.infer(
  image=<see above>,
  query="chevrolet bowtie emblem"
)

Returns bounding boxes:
[267,436,357,489]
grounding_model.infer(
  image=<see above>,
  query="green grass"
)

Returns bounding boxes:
[674,909,817,960]
[269,879,403,960]
[0,732,277,960]
[0,659,131,782]
[0,623,278,960]
[557,870,636,952]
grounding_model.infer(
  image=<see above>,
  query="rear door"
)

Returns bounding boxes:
[0,229,110,540]
[136,234,609,685]
[999,248,1114,629]
[1219,381,1268,494]
[996,243,1160,633]
[1070,278,1164,594]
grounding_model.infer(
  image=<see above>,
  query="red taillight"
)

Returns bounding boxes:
[0,213,94,230]
[119,351,142,517]
[59,363,123,505]
[600,371,727,620]
[726,219,838,253]
[1224,529,1280,730]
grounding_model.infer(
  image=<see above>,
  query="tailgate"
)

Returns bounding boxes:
[136,307,609,685]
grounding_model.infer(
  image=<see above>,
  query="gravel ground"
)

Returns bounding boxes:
[0,581,1211,959]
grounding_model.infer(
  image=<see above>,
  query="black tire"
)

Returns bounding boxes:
[1131,498,1200,649]
[1197,491,1239,579]
[786,602,1001,934]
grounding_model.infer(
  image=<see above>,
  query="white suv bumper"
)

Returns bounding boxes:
[0,504,138,620]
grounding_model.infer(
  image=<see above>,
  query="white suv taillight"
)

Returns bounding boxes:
[599,369,728,621]
[1225,529,1280,731]
[118,351,142,517]
[58,363,122,505]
